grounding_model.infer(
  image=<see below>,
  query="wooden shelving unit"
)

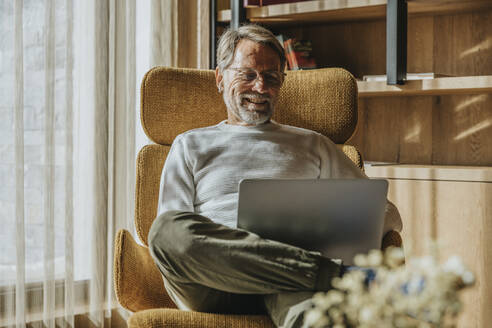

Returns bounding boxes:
[357,75,492,97]
[365,163,492,182]
[217,0,492,24]
[218,0,387,23]
[213,2,492,326]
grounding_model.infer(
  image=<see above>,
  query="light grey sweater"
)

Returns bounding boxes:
[157,120,402,233]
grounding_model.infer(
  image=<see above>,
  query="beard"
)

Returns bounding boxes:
[224,91,275,125]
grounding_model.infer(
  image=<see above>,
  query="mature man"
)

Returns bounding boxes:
[148,24,402,328]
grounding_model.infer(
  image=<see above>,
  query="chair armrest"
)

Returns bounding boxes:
[128,309,274,328]
[382,230,403,250]
[114,229,177,312]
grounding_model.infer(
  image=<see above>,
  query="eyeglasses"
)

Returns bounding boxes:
[227,67,286,88]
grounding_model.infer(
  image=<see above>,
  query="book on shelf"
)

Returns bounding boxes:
[244,0,309,7]
[283,38,317,70]
[283,39,296,69]
[362,73,452,82]
[275,34,286,49]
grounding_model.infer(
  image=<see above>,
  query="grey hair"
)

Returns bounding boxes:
[216,24,286,73]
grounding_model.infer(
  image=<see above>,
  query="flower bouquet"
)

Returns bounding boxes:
[305,247,475,328]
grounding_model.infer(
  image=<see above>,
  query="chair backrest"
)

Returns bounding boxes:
[135,67,360,245]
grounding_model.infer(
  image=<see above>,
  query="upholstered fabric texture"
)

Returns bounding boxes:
[140,67,358,145]
[114,229,176,312]
[128,309,275,328]
[135,145,170,246]
[381,230,403,250]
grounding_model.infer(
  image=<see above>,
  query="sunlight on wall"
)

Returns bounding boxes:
[404,124,422,143]
[454,94,488,113]
[454,119,492,141]
[459,37,492,59]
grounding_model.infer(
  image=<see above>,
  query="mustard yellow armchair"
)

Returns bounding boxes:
[113,67,402,328]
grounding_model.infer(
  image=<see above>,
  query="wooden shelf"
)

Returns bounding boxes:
[357,76,492,97]
[365,164,492,182]
[248,0,386,24]
[217,0,492,24]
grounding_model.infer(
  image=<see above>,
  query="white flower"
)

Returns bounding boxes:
[359,306,376,323]
[328,307,343,323]
[325,290,344,304]
[415,255,435,269]
[305,248,473,328]
[384,247,405,268]
[354,253,368,266]
[443,256,464,273]
[303,308,328,327]
[367,249,383,267]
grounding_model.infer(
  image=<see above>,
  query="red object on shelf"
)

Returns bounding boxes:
[244,0,260,7]
[283,39,298,70]
[283,38,316,70]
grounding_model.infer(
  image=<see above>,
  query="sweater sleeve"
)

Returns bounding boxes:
[318,134,402,234]
[318,134,366,179]
[157,135,195,216]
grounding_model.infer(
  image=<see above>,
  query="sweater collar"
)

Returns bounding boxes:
[216,120,281,133]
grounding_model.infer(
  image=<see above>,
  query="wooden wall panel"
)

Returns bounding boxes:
[407,16,434,73]
[432,94,492,166]
[399,96,434,163]
[433,10,492,76]
[350,97,435,164]
[372,177,492,328]
[349,94,492,166]
[350,97,402,163]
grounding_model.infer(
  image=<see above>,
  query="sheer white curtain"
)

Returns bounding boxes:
[0,0,150,327]
[1,0,209,327]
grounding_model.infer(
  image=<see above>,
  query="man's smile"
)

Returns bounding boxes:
[240,94,271,111]
[244,97,268,104]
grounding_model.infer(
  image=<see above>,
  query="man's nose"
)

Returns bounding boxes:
[251,76,268,94]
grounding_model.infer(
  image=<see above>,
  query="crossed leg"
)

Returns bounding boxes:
[148,210,341,327]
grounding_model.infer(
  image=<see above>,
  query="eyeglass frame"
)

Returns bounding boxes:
[226,67,287,88]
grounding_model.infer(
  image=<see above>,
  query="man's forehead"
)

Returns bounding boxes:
[231,39,281,70]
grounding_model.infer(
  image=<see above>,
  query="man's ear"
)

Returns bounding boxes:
[215,67,223,92]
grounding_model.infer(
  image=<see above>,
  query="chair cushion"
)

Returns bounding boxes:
[128,308,275,328]
[140,67,358,146]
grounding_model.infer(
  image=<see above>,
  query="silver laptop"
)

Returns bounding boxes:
[237,179,388,265]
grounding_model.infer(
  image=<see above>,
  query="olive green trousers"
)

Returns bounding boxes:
[148,211,342,328]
